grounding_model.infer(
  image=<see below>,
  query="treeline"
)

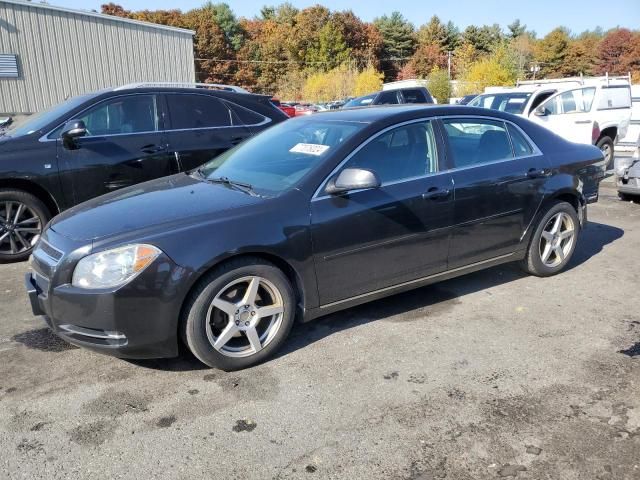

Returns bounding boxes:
[102,2,640,101]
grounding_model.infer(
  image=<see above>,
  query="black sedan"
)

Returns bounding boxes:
[25,105,605,370]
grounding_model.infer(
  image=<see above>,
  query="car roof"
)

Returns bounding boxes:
[303,104,520,124]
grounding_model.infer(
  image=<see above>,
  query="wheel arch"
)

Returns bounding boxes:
[0,178,60,217]
[178,251,307,333]
[598,126,617,143]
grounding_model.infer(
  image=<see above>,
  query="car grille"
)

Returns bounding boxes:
[37,238,64,264]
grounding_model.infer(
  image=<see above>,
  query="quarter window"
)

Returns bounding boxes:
[79,95,158,136]
[343,121,438,184]
[507,124,534,157]
[167,94,231,129]
[227,102,267,126]
[442,119,512,167]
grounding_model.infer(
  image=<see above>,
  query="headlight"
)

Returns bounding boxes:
[72,244,161,289]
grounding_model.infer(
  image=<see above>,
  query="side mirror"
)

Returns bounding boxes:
[533,106,547,117]
[61,119,87,149]
[325,168,381,195]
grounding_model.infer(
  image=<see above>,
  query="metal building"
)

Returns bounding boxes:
[0,0,195,115]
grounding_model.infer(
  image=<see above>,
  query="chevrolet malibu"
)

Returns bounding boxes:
[25,106,605,370]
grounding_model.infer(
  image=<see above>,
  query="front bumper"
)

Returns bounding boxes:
[25,232,191,359]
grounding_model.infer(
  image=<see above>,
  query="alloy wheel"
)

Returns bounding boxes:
[539,211,575,268]
[205,276,285,358]
[0,201,42,256]
[600,143,612,166]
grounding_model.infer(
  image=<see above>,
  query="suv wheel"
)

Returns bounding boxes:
[521,201,579,277]
[596,136,614,170]
[182,257,295,370]
[0,189,51,263]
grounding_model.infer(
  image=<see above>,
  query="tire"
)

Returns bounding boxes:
[596,136,614,170]
[520,201,580,277]
[182,257,295,371]
[0,189,51,263]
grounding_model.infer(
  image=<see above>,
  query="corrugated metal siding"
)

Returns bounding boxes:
[0,0,195,114]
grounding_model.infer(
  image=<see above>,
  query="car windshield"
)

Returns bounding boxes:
[469,92,532,114]
[198,118,366,195]
[3,94,92,137]
[344,94,376,108]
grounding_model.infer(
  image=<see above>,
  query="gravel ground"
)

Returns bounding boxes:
[1,181,639,480]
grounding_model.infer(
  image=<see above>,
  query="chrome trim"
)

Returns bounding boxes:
[37,238,64,264]
[58,324,126,340]
[319,252,515,309]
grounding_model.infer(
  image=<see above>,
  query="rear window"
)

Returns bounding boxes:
[401,88,430,104]
[167,94,231,129]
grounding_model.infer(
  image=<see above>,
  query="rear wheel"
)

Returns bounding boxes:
[596,136,614,170]
[0,189,50,263]
[182,258,295,370]
[521,201,579,277]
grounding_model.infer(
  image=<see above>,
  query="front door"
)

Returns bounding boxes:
[57,94,177,205]
[440,117,549,268]
[311,120,453,306]
[528,87,596,144]
[164,93,253,172]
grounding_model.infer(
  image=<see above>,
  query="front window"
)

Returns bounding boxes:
[3,94,93,137]
[541,88,596,115]
[198,118,366,195]
[78,95,158,136]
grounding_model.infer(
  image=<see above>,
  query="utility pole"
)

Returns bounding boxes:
[447,51,452,80]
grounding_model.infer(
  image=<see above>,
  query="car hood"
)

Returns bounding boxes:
[50,173,264,242]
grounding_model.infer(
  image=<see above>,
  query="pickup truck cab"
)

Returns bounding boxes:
[469,75,633,169]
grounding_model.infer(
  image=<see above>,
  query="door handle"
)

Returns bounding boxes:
[140,144,166,154]
[526,168,550,179]
[422,187,451,200]
[574,120,591,124]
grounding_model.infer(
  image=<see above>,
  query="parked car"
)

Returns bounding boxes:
[468,76,632,169]
[271,98,295,117]
[343,86,435,108]
[294,104,318,116]
[0,82,287,262]
[616,133,640,200]
[25,105,605,370]
[457,94,479,105]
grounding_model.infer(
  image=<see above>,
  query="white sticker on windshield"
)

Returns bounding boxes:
[289,143,330,156]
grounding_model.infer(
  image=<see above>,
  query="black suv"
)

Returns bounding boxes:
[343,86,435,108]
[0,84,287,261]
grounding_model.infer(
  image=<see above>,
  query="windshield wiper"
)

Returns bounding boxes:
[208,176,260,197]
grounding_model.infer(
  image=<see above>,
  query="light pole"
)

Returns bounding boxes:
[530,63,540,80]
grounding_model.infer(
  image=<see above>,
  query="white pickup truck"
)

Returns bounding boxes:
[469,75,633,169]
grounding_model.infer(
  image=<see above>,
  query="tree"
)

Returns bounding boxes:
[507,19,526,39]
[202,2,245,51]
[374,12,416,80]
[417,16,448,49]
[598,28,635,74]
[460,55,516,94]
[101,3,131,17]
[534,27,570,77]
[452,41,478,79]
[403,43,447,78]
[333,11,383,69]
[353,66,384,96]
[620,32,640,77]
[307,22,351,70]
[561,33,601,76]
[427,67,451,104]
[462,24,503,55]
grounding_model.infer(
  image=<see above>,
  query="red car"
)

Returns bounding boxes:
[271,98,295,118]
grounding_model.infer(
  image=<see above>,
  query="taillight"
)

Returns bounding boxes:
[592,122,600,144]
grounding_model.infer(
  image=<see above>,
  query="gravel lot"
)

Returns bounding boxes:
[1,180,639,480]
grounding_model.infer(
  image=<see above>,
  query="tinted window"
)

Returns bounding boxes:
[507,124,534,156]
[376,91,400,105]
[199,119,364,195]
[443,119,512,167]
[402,89,428,103]
[344,121,438,184]
[227,102,267,126]
[167,94,231,129]
[79,95,158,136]
[469,93,530,114]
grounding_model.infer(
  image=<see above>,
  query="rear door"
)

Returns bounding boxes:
[530,87,596,144]
[164,93,253,172]
[56,93,177,205]
[310,119,453,305]
[440,117,549,268]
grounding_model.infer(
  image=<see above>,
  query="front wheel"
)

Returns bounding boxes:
[182,258,295,370]
[596,136,614,171]
[521,201,580,277]
[0,189,51,263]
